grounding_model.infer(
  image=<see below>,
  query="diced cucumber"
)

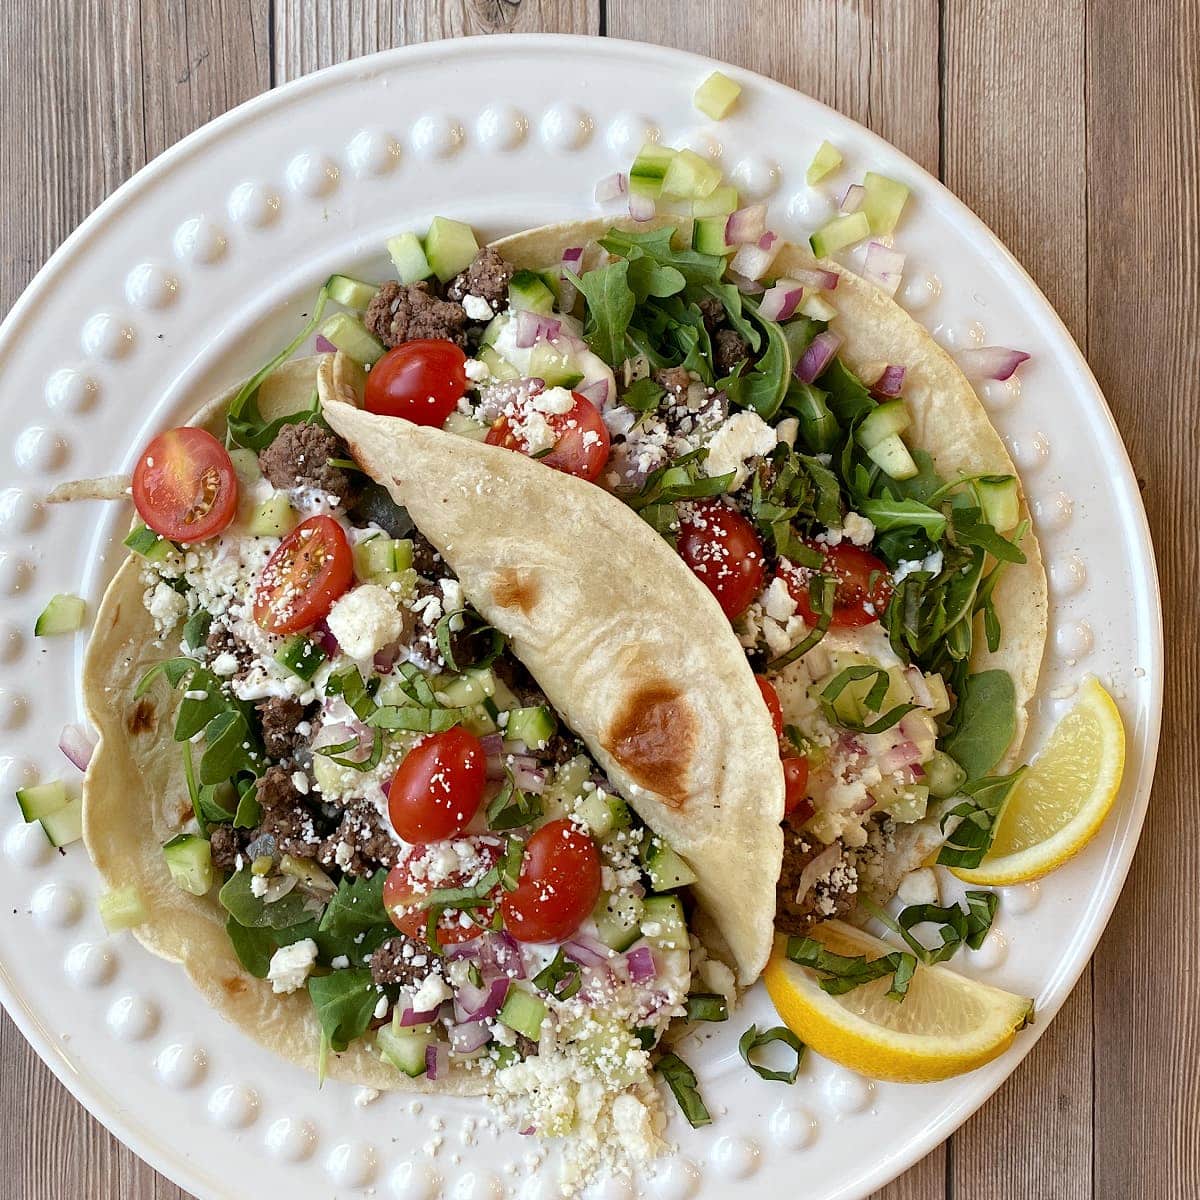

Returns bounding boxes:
[798,293,838,321]
[326,273,378,311]
[809,211,871,256]
[508,270,556,314]
[40,796,83,847]
[856,399,911,451]
[443,411,490,441]
[924,749,968,799]
[572,1016,644,1086]
[246,494,297,538]
[640,895,688,950]
[386,232,433,284]
[275,635,325,681]
[807,140,844,185]
[98,886,147,933]
[692,215,733,256]
[456,702,499,737]
[34,593,86,636]
[163,833,214,896]
[476,345,519,382]
[866,432,919,480]
[977,476,1021,534]
[641,837,698,892]
[861,172,910,235]
[228,447,262,485]
[503,705,557,750]
[694,70,742,120]
[594,891,643,951]
[378,1023,432,1077]
[877,781,930,824]
[319,313,385,366]
[16,780,69,822]
[545,755,591,806]
[661,148,723,200]
[424,217,479,283]
[480,314,507,348]
[436,667,497,709]
[353,536,413,583]
[692,184,739,217]
[923,672,951,717]
[629,143,677,198]
[123,524,172,561]
[577,790,630,840]
[527,342,583,388]
[498,987,546,1041]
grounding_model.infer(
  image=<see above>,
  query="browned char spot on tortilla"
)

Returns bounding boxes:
[492,566,539,616]
[127,697,157,736]
[603,683,695,808]
[222,976,248,996]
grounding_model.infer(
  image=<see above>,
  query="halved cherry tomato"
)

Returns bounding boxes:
[485,391,611,482]
[782,757,812,819]
[383,839,502,946]
[756,676,784,738]
[501,818,602,944]
[676,501,766,621]
[780,542,893,630]
[388,727,487,843]
[131,427,239,543]
[364,339,468,426]
[252,515,353,634]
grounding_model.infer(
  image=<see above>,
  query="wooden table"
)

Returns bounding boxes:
[1,2,1193,1197]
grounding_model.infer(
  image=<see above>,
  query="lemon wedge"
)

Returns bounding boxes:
[763,923,1033,1083]
[952,676,1125,886]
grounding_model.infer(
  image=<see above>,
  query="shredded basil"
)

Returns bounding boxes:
[892,891,999,963]
[486,777,543,832]
[316,728,384,772]
[435,609,504,673]
[368,705,460,733]
[936,768,1027,869]
[818,664,920,735]
[685,992,729,1023]
[655,1052,712,1128]
[787,935,917,1002]
[533,949,583,1000]
[738,1024,805,1083]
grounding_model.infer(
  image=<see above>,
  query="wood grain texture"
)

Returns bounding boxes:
[0,1,1193,1198]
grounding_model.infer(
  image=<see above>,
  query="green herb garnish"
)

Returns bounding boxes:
[738,1024,805,1083]
[685,992,729,1023]
[786,935,917,1002]
[936,768,1027,869]
[533,949,583,1000]
[655,1052,712,1128]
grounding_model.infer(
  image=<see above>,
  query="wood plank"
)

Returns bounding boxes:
[273,0,599,81]
[940,0,1093,1196]
[1087,0,1200,1195]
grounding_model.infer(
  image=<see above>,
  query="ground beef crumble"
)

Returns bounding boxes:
[370,934,430,989]
[364,281,468,348]
[714,327,751,375]
[318,800,399,876]
[252,765,324,860]
[256,696,310,760]
[208,824,248,872]
[653,365,692,394]
[775,822,859,935]
[446,246,514,310]
[258,421,352,497]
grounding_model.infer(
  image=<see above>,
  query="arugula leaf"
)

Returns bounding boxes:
[567,260,636,363]
[738,1024,805,1083]
[783,380,840,454]
[219,868,321,929]
[225,914,278,978]
[725,297,790,420]
[622,377,666,412]
[626,254,686,301]
[702,281,762,352]
[233,777,262,828]
[817,358,876,425]
[936,768,1027,869]
[943,670,1017,780]
[199,710,258,784]
[181,609,212,652]
[950,507,1028,564]
[316,872,392,963]
[308,968,379,1053]
[884,447,945,504]
[786,935,917,1002]
[859,496,948,539]
[598,227,726,285]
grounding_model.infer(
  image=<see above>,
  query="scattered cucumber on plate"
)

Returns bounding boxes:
[16,780,69,822]
[39,795,83,847]
[34,593,86,636]
[98,885,147,932]
[693,70,742,120]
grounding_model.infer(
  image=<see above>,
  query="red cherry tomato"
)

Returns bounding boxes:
[782,757,812,818]
[756,676,784,738]
[131,427,239,543]
[676,501,766,621]
[388,727,487,843]
[501,818,603,944]
[252,515,353,634]
[364,339,468,426]
[485,391,611,482]
[383,839,501,946]
[780,542,893,630]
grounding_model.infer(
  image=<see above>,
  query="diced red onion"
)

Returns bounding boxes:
[576,377,610,410]
[903,666,933,709]
[629,192,656,222]
[315,333,338,354]
[561,246,584,272]
[457,977,510,1024]
[511,761,546,794]
[448,1020,491,1056]
[564,935,615,969]
[872,364,906,398]
[595,172,627,203]
[727,270,765,295]
[758,230,779,252]
[514,309,562,349]
[879,740,923,774]
[724,203,767,246]
[852,794,878,815]
[839,183,865,214]
[758,278,805,323]
[625,945,658,983]
[479,733,504,756]
[398,1001,443,1027]
[425,1042,449,1080]
[312,619,340,657]
[957,346,1031,382]
[559,246,584,310]
[373,643,403,673]
[794,843,842,905]
[795,330,843,383]
[59,723,96,772]
[729,237,781,282]
[863,241,906,298]
[790,266,840,292]
[485,930,526,980]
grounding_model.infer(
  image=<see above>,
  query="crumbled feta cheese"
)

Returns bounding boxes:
[334,840,354,870]
[439,577,464,615]
[531,386,576,416]
[373,994,390,1020]
[291,770,309,795]
[763,576,798,622]
[462,294,494,321]
[211,651,239,677]
[463,357,490,382]
[410,972,452,1012]
[896,867,940,907]
[354,1087,381,1108]
[702,410,777,487]
[842,511,876,546]
[892,549,945,584]
[520,411,556,455]
[325,583,405,660]
[250,874,269,898]
[267,938,318,995]
[330,954,351,970]
[147,581,187,631]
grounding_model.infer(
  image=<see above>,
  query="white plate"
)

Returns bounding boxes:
[0,34,1162,1200]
